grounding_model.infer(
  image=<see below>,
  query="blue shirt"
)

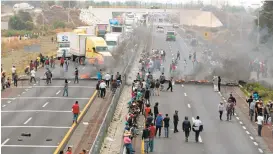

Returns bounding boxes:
[97,72,102,80]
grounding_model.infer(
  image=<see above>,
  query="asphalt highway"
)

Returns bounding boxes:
[1,63,97,154]
[145,24,262,154]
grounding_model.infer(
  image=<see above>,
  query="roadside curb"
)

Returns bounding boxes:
[53,91,98,154]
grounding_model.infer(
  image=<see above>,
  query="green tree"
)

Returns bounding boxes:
[257,1,273,34]
[8,15,26,30]
[17,10,32,22]
[25,21,34,30]
[53,21,65,29]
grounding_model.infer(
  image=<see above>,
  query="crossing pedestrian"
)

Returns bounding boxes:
[72,101,80,123]
[163,114,170,138]
[173,110,179,133]
[182,116,191,142]
[142,124,150,154]
[218,102,224,120]
[166,78,173,92]
[74,68,79,84]
[192,116,203,143]
[155,113,163,137]
[63,79,68,97]
[149,123,156,152]
[30,69,36,83]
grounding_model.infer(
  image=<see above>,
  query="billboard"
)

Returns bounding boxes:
[112,12,129,25]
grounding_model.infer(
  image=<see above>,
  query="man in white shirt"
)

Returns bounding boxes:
[192,116,203,143]
[257,113,264,136]
[11,66,16,81]
[30,69,36,83]
[104,73,111,88]
[218,102,224,120]
[99,80,107,98]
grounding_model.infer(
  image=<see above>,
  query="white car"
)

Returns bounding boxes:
[173,24,179,28]
[156,26,164,33]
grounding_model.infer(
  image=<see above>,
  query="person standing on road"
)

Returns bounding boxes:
[264,104,270,124]
[166,78,173,92]
[72,101,80,123]
[246,96,254,115]
[99,80,107,98]
[65,146,72,154]
[13,73,18,87]
[257,113,264,136]
[163,114,170,138]
[146,113,153,126]
[64,58,69,72]
[153,102,159,124]
[182,116,191,142]
[155,113,163,137]
[74,68,79,84]
[63,79,68,97]
[150,79,155,96]
[218,76,221,92]
[60,57,64,68]
[30,69,36,83]
[218,102,224,120]
[149,123,156,152]
[34,59,38,71]
[142,124,150,154]
[177,51,180,60]
[173,110,179,133]
[97,69,102,81]
[11,66,16,81]
[104,72,111,88]
[249,100,256,121]
[192,116,203,143]
[144,87,151,104]
[155,79,160,96]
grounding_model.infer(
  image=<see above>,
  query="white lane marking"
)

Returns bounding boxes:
[17,86,95,88]
[56,90,61,95]
[42,102,49,108]
[221,97,225,100]
[1,145,58,148]
[22,91,25,94]
[25,89,29,91]
[7,101,11,104]
[182,84,184,87]
[184,93,187,96]
[82,67,85,70]
[242,126,246,129]
[236,117,239,120]
[2,126,71,129]
[246,131,250,134]
[23,117,32,125]
[187,104,191,108]
[17,94,21,97]
[68,81,71,83]
[34,84,36,86]
[2,105,6,108]
[2,110,77,113]
[1,98,16,100]
[1,97,90,100]
[239,121,243,124]
[253,142,258,146]
[1,138,10,146]
[234,113,237,116]
[258,148,263,153]
[250,136,254,140]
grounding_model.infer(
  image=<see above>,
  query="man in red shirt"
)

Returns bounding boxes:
[149,123,156,152]
[72,101,80,123]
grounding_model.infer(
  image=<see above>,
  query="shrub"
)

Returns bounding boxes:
[25,21,34,31]
[244,82,273,101]
[53,21,66,29]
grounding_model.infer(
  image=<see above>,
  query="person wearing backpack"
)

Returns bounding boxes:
[142,124,150,154]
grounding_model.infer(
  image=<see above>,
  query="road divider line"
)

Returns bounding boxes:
[2,126,71,129]
[187,104,191,108]
[23,117,32,125]
[2,105,6,108]
[53,90,97,154]
[246,131,250,134]
[42,102,49,108]
[82,67,85,70]
[184,93,187,96]
[1,138,10,146]
[236,117,239,120]
[56,90,61,95]
[250,136,254,140]
[7,101,11,104]
[258,148,263,153]
[253,142,258,146]
[68,81,71,83]
[234,113,237,116]
[2,145,58,148]
[17,94,20,97]
[182,84,184,87]
[239,121,243,124]
[242,126,246,129]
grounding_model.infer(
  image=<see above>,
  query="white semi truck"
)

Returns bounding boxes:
[105,33,122,52]
[56,32,73,59]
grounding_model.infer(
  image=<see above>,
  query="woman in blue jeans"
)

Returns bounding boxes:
[124,131,135,154]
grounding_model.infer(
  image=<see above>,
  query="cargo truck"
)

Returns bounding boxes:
[105,33,122,52]
[74,26,95,35]
[56,32,73,59]
[95,24,108,38]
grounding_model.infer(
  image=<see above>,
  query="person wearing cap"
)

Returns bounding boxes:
[173,110,179,133]
[142,124,150,153]
[249,100,256,121]
[182,116,191,142]
[218,102,224,120]
[192,116,203,143]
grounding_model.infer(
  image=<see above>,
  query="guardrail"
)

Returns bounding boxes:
[88,39,142,154]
